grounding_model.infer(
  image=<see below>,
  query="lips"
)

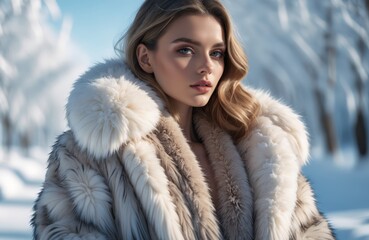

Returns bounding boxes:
[190,80,212,88]
[190,80,212,94]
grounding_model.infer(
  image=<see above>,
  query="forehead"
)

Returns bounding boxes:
[159,14,225,44]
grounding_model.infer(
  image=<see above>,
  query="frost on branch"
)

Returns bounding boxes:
[0,0,87,155]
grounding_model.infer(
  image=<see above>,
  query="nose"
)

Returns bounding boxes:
[197,54,213,75]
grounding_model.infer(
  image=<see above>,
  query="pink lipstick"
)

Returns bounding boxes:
[190,80,212,93]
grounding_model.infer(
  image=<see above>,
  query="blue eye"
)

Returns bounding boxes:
[177,47,194,55]
[211,50,224,58]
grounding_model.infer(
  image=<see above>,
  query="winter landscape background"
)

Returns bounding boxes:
[0,0,368,239]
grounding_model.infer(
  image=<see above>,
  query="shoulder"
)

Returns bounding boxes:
[35,130,117,237]
[66,59,164,160]
[242,88,309,167]
[47,131,90,170]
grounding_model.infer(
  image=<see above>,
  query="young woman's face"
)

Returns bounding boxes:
[146,14,225,110]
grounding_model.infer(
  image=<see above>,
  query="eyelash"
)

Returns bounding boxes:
[177,47,225,59]
[210,50,224,58]
[177,47,194,55]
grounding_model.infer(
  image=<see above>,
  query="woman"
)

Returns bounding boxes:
[32,0,335,239]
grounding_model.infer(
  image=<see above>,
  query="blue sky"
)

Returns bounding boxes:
[54,1,144,64]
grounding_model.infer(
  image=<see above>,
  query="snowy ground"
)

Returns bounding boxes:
[0,148,368,240]
[303,152,369,240]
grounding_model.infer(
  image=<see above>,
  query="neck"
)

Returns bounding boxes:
[174,103,196,143]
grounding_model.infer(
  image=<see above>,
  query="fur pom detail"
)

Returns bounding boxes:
[66,60,163,160]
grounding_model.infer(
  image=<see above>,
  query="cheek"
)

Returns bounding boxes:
[215,62,225,83]
[152,63,181,95]
[153,56,188,84]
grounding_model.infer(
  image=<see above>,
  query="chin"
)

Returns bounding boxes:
[187,95,212,108]
[192,100,209,107]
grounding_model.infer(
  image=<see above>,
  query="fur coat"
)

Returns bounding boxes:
[32,59,335,240]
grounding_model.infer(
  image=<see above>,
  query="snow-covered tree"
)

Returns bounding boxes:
[224,0,369,163]
[0,0,87,155]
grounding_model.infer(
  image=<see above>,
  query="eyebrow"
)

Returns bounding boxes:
[171,37,225,48]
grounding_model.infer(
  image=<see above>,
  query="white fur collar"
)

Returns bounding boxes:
[236,89,310,239]
[66,59,164,159]
[66,59,309,166]
[248,88,309,167]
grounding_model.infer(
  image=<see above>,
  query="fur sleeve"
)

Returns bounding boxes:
[289,174,336,239]
[31,132,111,240]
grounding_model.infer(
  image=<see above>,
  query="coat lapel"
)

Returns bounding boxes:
[194,112,254,240]
[155,115,221,240]
[235,89,306,239]
[119,138,185,240]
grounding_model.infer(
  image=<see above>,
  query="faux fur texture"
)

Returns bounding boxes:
[32,59,335,240]
[66,60,163,160]
[236,88,310,239]
[194,112,254,239]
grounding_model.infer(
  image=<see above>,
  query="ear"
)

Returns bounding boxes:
[136,44,154,73]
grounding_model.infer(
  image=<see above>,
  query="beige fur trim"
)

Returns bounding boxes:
[97,153,151,239]
[290,175,335,239]
[148,133,196,240]
[194,112,254,239]
[156,115,221,239]
[121,139,184,240]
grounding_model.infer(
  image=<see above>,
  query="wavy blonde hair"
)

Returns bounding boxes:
[115,0,260,142]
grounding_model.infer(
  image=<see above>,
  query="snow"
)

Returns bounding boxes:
[329,210,369,239]
[0,204,33,240]
[0,149,47,239]
[304,159,369,212]
[302,156,369,239]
